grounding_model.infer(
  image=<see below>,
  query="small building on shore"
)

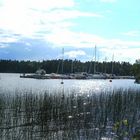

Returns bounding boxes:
[35,69,46,75]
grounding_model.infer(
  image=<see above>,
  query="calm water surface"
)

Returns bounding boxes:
[0,73,140,139]
[0,73,139,94]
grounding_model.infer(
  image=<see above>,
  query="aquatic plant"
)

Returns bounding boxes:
[0,88,140,139]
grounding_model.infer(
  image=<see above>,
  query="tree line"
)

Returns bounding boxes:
[0,59,136,76]
[133,59,140,81]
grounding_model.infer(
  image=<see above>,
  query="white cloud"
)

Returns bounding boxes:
[0,0,75,11]
[0,30,20,46]
[25,42,31,46]
[44,9,103,22]
[0,0,139,63]
[121,30,140,37]
[100,0,117,3]
[65,50,86,58]
[0,0,102,38]
[27,0,75,10]
[101,47,140,63]
[0,35,19,44]
[44,28,140,63]
[45,28,140,49]
[1,37,18,43]
[0,44,7,48]
[25,47,31,52]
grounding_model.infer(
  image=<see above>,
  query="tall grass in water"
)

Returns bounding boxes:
[0,89,140,139]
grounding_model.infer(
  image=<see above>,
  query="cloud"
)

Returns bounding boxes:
[0,37,18,44]
[0,0,75,11]
[0,0,103,49]
[0,0,103,39]
[44,9,103,21]
[27,0,75,10]
[121,30,140,37]
[44,27,140,49]
[0,30,21,48]
[0,44,7,48]
[65,50,86,58]
[100,47,140,63]
[0,0,139,63]
[100,0,117,3]
[25,47,32,52]
[45,28,140,63]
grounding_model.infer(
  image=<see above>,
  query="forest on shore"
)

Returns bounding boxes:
[0,59,139,76]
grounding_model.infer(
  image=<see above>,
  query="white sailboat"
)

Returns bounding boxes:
[87,45,107,79]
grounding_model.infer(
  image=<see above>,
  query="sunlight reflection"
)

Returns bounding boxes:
[0,74,139,95]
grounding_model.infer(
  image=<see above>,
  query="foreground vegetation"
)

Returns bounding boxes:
[0,89,140,139]
[133,62,140,83]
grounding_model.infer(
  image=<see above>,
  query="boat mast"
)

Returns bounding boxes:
[71,60,74,73]
[56,60,60,74]
[61,48,64,84]
[104,57,107,74]
[62,48,64,75]
[94,45,96,74]
[88,58,92,74]
[111,54,114,75]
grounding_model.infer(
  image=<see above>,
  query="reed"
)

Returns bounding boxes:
[0,88,140,139]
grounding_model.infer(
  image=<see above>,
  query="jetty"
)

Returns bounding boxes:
[20,71,134,80]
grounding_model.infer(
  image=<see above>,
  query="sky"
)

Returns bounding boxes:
[0,0,140,63]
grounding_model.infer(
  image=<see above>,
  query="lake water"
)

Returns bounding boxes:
[0,73,140,95]
[0,73,140,139]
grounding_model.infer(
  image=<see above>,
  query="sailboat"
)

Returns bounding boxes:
[87,45,106,79]
[61,48,64,84]
[109,54,114,82]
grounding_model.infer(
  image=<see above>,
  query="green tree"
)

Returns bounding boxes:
[132,59,140,83]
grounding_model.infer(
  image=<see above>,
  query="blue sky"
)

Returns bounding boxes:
[0,0,140,63]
